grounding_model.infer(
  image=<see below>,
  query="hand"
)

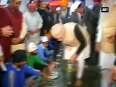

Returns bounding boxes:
[11,38,23,45]
[95,42,101,52]
[0,56,4,63]
[70,54,78,63]
[28,31,34,35]
[40,72,49,80]
[1,26,14,37]
[33,29,40,33]
[48,63,55,72]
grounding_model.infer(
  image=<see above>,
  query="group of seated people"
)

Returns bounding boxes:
[0,36,60,87]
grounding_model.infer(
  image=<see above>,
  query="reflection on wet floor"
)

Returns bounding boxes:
[44,55,101,87]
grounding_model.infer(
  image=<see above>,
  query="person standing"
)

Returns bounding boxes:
[96,0,116,86]
[87,0,101,66]
[0,0,27,55]
[37,1,54,36]
[7,0,27,53]
[69,1,91,33]
[2,50,48,87]
[24,2,43,46]
[0,1,14,62]
[51,22,90,86]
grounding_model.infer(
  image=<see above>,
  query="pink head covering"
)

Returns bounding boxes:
[27,2,36,10]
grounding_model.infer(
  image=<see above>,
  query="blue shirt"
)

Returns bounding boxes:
[3,63,40,87]
[37,44,52,63]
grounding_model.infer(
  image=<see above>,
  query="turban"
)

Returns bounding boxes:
[27,2,36,10]
[27,42,37,52]
[69,1,82,15]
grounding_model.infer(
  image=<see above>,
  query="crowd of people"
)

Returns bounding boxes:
[0,0,116,87]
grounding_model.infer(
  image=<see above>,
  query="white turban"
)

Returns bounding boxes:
[69,1,82,15]
[27,42,37,52]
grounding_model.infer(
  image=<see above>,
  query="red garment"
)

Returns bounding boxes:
[6,6,23,38]
[0,6,23,62]
[0,7,12,62]
[93,0,101,3]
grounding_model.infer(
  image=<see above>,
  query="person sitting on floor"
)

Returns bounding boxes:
[2,50,48,87]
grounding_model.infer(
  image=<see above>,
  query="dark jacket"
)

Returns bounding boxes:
[37,8,54,36]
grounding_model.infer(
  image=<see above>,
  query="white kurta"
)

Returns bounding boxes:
[62,22,90,78]
[24,11,43,45]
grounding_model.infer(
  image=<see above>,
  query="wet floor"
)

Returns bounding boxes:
[44,55,101,87]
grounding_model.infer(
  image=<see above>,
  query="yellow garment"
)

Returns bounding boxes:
[101,4,116,53]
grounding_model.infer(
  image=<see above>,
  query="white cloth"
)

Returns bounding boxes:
[24,11,43,31]
[69,1,82,15]
[96,12,102,43]
[24,11,43,44]
[64,44,90,79]
[101,69,111,87]
[0,44,3,56]
[64,43,90,61]
[99,51,116,69]
[76,58,85,78]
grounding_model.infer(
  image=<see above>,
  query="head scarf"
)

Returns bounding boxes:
[27,2,36,10]
[69,1,82,15]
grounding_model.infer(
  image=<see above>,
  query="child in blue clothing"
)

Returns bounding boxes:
[2,50,48,87]
[37,36,53,63]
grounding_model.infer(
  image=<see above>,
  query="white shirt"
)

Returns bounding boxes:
[24,11,43,44]
[24,11,43,31]
[96,12,102,42]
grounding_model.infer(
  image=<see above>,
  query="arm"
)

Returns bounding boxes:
[23,64,40,75]
[12,16,27,44]
[32,13,43,34]
[70,25,86,62]
[19,15,27,39]
[74,25,86,55]
[23,64,48,79]
[95,12,102,52]
[0,26,13,37]
[37,12,43,29]
[37,45,49,63]
[35,55,48,66]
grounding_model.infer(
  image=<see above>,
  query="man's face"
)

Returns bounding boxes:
[40,2,47,9]
[17,61,26,68]
[43,42,48,48]
[76,6,84,14]
[27,3,36,12]
[12,0,21,10]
